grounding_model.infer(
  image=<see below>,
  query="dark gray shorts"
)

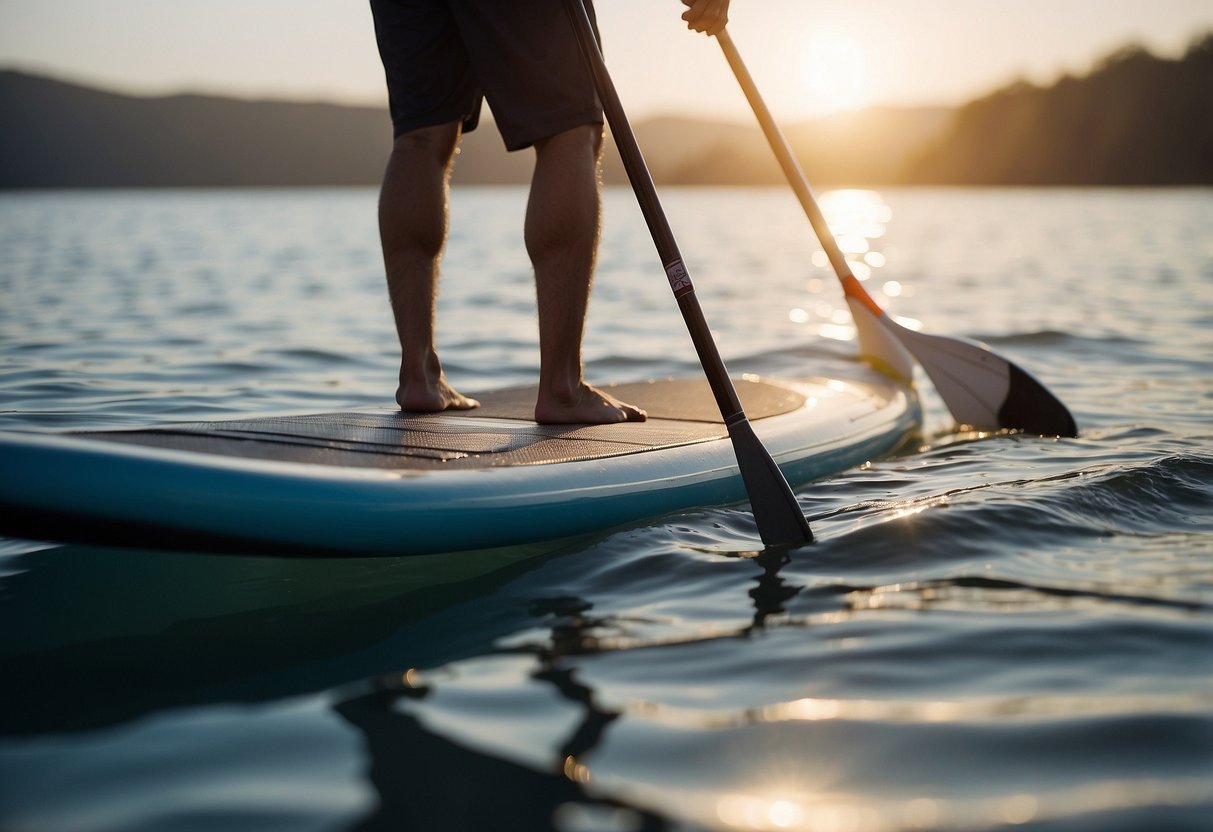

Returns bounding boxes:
[369,0,602,151]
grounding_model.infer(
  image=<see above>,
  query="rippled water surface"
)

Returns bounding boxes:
[1,187,1211,831]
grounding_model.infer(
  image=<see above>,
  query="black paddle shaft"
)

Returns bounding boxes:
[564,0,740,420]
[564,0,812,546]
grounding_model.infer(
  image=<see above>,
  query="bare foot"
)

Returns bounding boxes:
[397,377,480,413]
[535,383,647,425]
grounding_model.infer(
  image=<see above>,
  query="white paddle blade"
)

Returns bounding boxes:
[715,29,1076,437]
[846,296,915,382]
[890,324,1009,430]
[884,319,1077,436]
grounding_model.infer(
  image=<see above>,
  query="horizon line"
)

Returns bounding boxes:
[7,26,1206,124]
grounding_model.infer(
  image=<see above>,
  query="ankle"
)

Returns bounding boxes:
[399,350,443,384]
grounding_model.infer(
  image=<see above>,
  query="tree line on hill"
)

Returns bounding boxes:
[1,33,1209,189]
[904,33,1213,184]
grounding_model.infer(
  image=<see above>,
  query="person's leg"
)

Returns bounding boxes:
[379,120,479,412]
[527,124,645,425]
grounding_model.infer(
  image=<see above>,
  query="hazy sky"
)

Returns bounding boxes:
[2,1,1210,121]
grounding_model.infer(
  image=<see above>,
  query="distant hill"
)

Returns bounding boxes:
[2,33,1210,189]
[904,33,1213,185]
[0,69,943,188]
[0,71,391,188]
[630,108,952,185]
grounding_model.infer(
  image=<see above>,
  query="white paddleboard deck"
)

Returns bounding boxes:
[0,375,919,555]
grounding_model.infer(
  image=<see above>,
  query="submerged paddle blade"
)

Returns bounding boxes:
[727,417,813,546]
[883,320,1078,437]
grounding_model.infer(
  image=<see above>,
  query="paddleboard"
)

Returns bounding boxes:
[0,374,919,556]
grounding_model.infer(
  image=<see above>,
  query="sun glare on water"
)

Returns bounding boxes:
[799,28,870,115]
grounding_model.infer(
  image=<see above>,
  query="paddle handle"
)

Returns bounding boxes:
[716,30,880,316]
[565,0,743,421]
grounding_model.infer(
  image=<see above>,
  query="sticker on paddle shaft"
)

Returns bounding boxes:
[664,259,693,297]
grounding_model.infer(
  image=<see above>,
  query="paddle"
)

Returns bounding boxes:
[715,30,1078,438]
[564,0,813,546]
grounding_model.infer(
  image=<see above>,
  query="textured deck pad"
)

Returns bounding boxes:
[460,377,806,423]
[73,378,806,471]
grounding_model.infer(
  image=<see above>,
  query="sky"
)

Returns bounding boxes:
[2,0,1211,122]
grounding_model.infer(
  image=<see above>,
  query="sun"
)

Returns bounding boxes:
[798,29,870,115]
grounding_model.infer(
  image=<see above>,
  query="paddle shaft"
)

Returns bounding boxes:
[717,29,1078,437]
[565,2,739,419]
[716,30,881,317]
[565,0,811,545]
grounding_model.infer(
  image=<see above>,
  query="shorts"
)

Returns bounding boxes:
[369,0,603,151]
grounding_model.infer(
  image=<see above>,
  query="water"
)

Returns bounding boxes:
[1,187,1211,831]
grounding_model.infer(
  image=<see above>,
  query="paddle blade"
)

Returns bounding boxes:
[884,321,1078,437]
[727,417,813,546]
[846,296,915,382]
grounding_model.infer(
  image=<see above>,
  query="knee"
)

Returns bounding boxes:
[390,121,462,169]
[534,123,604,163]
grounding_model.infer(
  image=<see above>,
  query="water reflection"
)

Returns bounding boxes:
[335,546,807,825]
[333,684,663,832]
[747,549,801,631]
[329,519,1213,832]
[0,540,571,736]
[797,189,899,343]
[330,604,663,832]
